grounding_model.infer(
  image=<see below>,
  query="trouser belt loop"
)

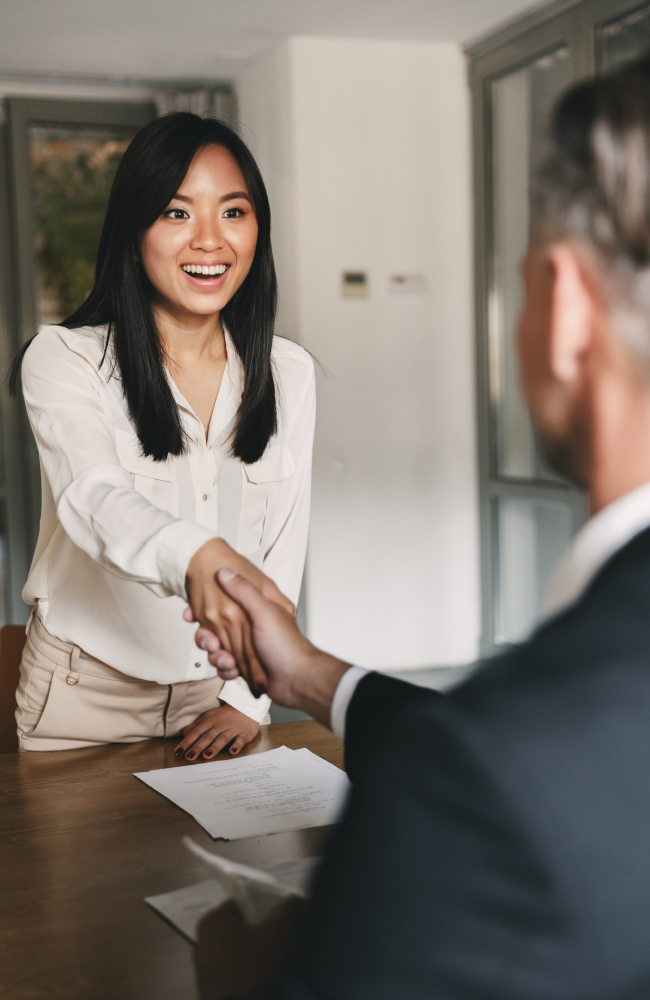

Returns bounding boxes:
[67,645,81,686]
[25,607,36,636]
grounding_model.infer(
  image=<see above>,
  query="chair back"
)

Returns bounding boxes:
[0,625,27,754]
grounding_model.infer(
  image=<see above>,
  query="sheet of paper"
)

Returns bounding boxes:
[145,855,321,941]
[145,879,229,943]
[134,746,350,840]
[294,747,344,776]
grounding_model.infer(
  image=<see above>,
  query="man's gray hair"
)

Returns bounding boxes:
[533,58,650,369]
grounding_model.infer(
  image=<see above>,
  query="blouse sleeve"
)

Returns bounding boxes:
[22,327,214,600]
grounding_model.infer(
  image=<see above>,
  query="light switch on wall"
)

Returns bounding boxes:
[388,273,426,294]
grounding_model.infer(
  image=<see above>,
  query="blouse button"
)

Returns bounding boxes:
[202,494,208,501]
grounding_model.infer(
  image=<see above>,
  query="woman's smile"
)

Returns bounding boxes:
[180,261,232,290]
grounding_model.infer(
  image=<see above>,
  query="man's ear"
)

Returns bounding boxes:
[547,243,595,384]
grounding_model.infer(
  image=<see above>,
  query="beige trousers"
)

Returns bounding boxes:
[16,615,227,752]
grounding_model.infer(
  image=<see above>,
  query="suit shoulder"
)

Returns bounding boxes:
[449,548,650,791]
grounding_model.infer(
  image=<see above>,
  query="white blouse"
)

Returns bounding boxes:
[21,324,315,722]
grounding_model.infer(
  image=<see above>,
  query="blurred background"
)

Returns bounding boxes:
[0,0,644,689]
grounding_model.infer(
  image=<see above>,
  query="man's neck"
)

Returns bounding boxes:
[589,369,650,514]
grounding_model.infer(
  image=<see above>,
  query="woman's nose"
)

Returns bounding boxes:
[190,220,225,252]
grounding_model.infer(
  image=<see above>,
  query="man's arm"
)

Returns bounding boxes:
[193,573,574,1000]
[344,672,441,783]
[276,696,570,1000]
[195,571,442,780]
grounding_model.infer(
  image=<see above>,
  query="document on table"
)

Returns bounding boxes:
[134,745,350,840]
[145,848,320,941]
[146,878,229,942]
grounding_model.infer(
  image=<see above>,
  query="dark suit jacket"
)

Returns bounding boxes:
[277,526,650,1000]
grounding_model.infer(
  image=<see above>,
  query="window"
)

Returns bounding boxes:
[599,2,650,69]
[0,99,154,624]
[468,0,650,652]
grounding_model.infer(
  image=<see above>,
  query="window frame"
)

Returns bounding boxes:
[0,98,155,623]
[467,0,650,652]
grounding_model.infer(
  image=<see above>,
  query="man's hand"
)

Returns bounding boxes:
[194,895,306,1000]
[195,570,351,729]
[174,704,259,761]
[185,538,294,697]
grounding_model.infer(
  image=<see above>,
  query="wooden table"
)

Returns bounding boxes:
[0,720,343,1000]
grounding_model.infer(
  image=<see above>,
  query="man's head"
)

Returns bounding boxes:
[519,59,650,502]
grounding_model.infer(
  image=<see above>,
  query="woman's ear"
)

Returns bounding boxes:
[547,243,595,385]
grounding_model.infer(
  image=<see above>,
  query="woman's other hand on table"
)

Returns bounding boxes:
[174,704,259,761]
[185,538,294,697]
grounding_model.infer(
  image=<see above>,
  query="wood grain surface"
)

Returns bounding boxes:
[0,720,344,1000]
[0,625,27,754]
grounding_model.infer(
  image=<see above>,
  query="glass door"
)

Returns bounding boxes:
[488,46,586,646]
[1,99,154,624]
[469,6,590,653]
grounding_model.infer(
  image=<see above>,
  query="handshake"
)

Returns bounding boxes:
[187,566,351,731]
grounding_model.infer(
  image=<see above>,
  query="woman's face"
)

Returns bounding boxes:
[140,144,258,321]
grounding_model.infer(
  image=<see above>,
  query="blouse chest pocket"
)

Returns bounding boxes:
[114,428,178,515]
[239,444,295,554]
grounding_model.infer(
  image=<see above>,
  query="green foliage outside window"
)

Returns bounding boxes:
[30,130,133,324]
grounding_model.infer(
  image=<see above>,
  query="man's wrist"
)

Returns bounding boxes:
[290,648,351,729]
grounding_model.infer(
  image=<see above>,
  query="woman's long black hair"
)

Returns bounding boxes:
[10,113,277,464]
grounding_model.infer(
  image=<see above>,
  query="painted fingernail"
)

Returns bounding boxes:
[217,655,230,668]
[203,750,213,758]
[230,746,239,754]
[174,747,185,757]
[219,569,237,582]
[186,751,196,760]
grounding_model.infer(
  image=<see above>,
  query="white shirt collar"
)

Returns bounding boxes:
[165,327,243,446]
[545,479,650,617]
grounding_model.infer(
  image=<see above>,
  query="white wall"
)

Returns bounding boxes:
[238,37,480,669]
[236,45,298,346]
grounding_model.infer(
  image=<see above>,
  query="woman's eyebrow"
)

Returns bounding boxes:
[220,191,251,204]
[168,191,250,204]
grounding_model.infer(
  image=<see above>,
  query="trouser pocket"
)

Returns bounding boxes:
[16,635,169,745]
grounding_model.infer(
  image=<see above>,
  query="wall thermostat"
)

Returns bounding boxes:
[341,271,368,298]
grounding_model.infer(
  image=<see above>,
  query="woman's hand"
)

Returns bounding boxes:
[174,704,259,761]
[194,570,351,729]
[185,538,294,697]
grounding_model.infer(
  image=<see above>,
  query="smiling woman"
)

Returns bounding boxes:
[8,114,316,760]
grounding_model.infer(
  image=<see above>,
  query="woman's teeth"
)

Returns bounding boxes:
[181,264,228,276]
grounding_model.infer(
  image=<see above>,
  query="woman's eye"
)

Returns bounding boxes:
[223,207,245,219]
[163,209,189,220]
